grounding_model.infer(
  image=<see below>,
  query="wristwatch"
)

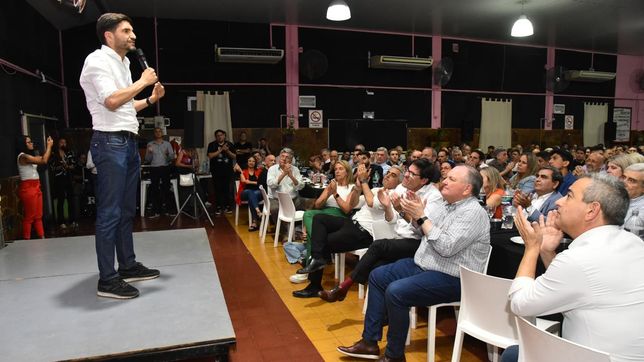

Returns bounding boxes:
[416,216,429,226]
[334,193,340,199]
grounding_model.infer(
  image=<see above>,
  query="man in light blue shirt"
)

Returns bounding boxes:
[144,127,175,217]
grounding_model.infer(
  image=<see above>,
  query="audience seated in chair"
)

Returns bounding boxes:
[292,165,403,298]
[503,174,644,362]
[337,165,491,361]
[317,158,442,303]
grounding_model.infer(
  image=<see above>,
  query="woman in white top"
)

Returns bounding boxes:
[301,160,361,258]
[16,135,53,239]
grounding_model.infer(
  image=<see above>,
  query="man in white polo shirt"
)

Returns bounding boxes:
[80,13,164,299]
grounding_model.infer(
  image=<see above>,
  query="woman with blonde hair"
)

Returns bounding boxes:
[508,152,539,194]
[606,153,644,180]
[480,167,505,219]
[293,160,361,283]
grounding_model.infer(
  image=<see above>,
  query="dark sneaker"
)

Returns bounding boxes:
[118,262,160,283]
[225,207,233,214]
[215,208,222,216]
[97,278,139,299]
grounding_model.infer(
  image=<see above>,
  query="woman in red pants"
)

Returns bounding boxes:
[17,135,53,239]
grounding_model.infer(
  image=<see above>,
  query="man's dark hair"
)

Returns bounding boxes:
[356,150,370,158]
[471,150,485,161]
[214,129,226,136]
[536,151,551,161]
[539,166,563,190]
[96,13,132,45]
[551,149,574,170]
[410,158,436,185]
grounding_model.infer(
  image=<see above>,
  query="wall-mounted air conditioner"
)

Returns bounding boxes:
[369,55,433,70]
[564,70,616,82]
[215,46,284,64]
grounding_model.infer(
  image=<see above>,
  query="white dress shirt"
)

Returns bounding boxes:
[266,164,304,199]
[392,183,443,239]
[509,225,644,362]
[525,191,553,215]
[79,45,139,134]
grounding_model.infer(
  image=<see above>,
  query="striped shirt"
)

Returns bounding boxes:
[414,196,490,277]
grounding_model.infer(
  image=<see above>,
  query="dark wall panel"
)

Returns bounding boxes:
[158,20,285,83]
[299,86,430,128]
[553,96,614,145]
[442,92,545,130]
[0,0,64,177]
[554,50,616,97]
[299,28,432,87]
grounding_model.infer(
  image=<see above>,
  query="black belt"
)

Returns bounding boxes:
[353,219,368,233]
[95,130,138,138]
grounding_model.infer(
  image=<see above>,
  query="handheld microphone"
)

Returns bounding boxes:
[135,48,149,69]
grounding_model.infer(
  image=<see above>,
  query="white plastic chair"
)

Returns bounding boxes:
[258,186,271,243]
[515,316,610,362]
[334,248,368,298]
[426,247,493,362]
[450,266,560,362]
[274,192,305,247]
[140,178,180,217]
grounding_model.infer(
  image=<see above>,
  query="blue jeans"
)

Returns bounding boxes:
[363,258,461,358]
[90,131,139,281]
[500,345,519,362]
[241,189,261,221]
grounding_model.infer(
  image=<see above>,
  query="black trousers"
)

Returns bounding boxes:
[53,174,75,224]
[212,169,233,210]
[149,165,171,214]
[349,237,421,284]
[308,214,374,289]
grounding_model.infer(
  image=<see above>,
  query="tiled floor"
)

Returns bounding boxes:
[50,211,487,361]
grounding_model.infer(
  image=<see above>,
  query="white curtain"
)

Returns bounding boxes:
[479,98,512,149]
[583,102,608,146]
[195,91,232,162]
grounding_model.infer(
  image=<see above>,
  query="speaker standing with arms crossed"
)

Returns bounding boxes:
[80,13,165,299]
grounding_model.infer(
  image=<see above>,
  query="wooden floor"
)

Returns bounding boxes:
[41,211,487,362]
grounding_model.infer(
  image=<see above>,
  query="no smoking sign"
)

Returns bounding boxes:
[309,109,323,128]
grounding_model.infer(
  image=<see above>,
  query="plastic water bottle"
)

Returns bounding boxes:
[623,209,644,239]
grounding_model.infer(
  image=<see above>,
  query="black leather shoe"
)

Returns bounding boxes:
[319,285,348,302]
[376,355,406,362]
[337,339,380,359]
[296,258,327,274]
[292,286,322,298]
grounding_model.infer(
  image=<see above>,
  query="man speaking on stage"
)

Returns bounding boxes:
[80,13,165,299]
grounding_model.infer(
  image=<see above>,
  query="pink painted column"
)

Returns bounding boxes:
[544,47,555,130]
[615,55,644,131]
[431,36,442,129]
[285,25,300,128]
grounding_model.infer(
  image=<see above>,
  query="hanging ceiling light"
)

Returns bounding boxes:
[511,1,533,38]
[511,14,534,37]
[326,0,351,21]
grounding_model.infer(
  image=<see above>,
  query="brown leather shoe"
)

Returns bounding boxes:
[319,285,348,302]
[337,339,380,359]
[376,354,406,362]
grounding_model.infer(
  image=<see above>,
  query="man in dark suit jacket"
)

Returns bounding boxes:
[513,166,562,222]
